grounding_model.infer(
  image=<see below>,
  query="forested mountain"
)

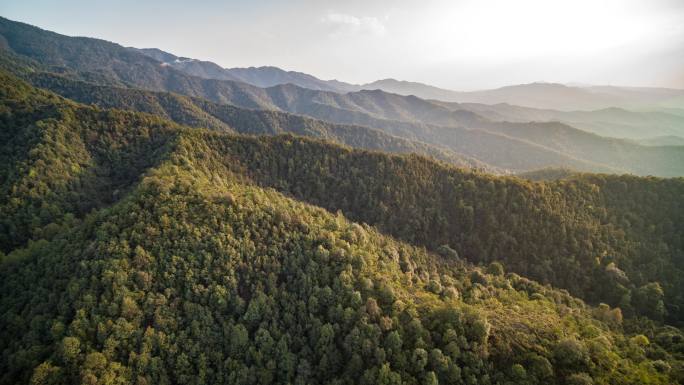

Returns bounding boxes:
[2,17,683,176]
[0,49,626,175]
[2,70,684,385]
[201,134,684,324]
[136,48,243,83]
[224,66,357,93]
[136,48,358,92]
[17,71,488,171]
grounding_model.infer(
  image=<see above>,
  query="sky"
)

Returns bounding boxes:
[3,0,684,90]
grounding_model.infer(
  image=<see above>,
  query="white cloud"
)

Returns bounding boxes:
[321,12,386,37]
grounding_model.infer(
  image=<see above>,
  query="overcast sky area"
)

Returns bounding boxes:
[3,0,684,90]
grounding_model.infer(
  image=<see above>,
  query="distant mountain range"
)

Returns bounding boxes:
[136,48,684,113]
[137,48,359,93]
[25,70,492,171]
[364,79,684,111]
[1,16,683,176]
[451,83,684,111]
[133,48,684,142]
[436,102,684,140]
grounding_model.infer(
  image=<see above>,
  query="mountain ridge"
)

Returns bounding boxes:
[134,46,684,112]
[21,70,492,171]
[1,18,684,385]
[2,17,682,176]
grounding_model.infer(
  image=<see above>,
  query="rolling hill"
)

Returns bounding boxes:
[0,51,623,175]
[19,71,489,171]
[1,70,683,385]
[3,16,683,177]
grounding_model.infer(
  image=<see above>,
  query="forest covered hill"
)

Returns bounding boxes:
[2,15,684,385]
[2,17,683,176]
[20,70,491,171]
[2,70,684,385]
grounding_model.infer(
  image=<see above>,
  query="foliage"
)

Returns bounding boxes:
[191,131,684,325]
[1,51,683,385]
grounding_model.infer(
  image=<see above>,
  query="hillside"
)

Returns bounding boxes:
[14,63,631,175]
[21,71,489,171]
[2,17,683,176]
[1,71,683,385]
[2,71,684,327]
[0,46,622,175]
[200,135,684,324]
[136,48,359,93]
[135,48,244,83]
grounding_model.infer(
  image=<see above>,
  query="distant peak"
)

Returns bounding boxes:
[524,82,567,88]
[228,65,285,72]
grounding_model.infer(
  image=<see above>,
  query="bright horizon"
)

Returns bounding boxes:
[3,0,684,91]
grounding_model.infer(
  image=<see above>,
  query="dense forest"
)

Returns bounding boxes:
[184,132,684,324]
[1,68,684,385]
[2,15,684,385]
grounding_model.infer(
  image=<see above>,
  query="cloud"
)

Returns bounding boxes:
[321,12,386,37]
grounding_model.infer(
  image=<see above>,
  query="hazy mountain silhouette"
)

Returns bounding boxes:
[437,102,684,141]
[2,16,683,176]
[136,47,359,92]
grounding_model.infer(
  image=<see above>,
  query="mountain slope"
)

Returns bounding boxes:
[4,17,684,176]
[6,67,684,329]
[361,78,464,103]
[1,75,681,385]
[136,47,244,82]
[22,71,490,171]
[136,47,359,92]
[0,41,621,175]
[226,66,357,92]
[474,121,684,176]
[200,134,684,325]
[20,68,625,174]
